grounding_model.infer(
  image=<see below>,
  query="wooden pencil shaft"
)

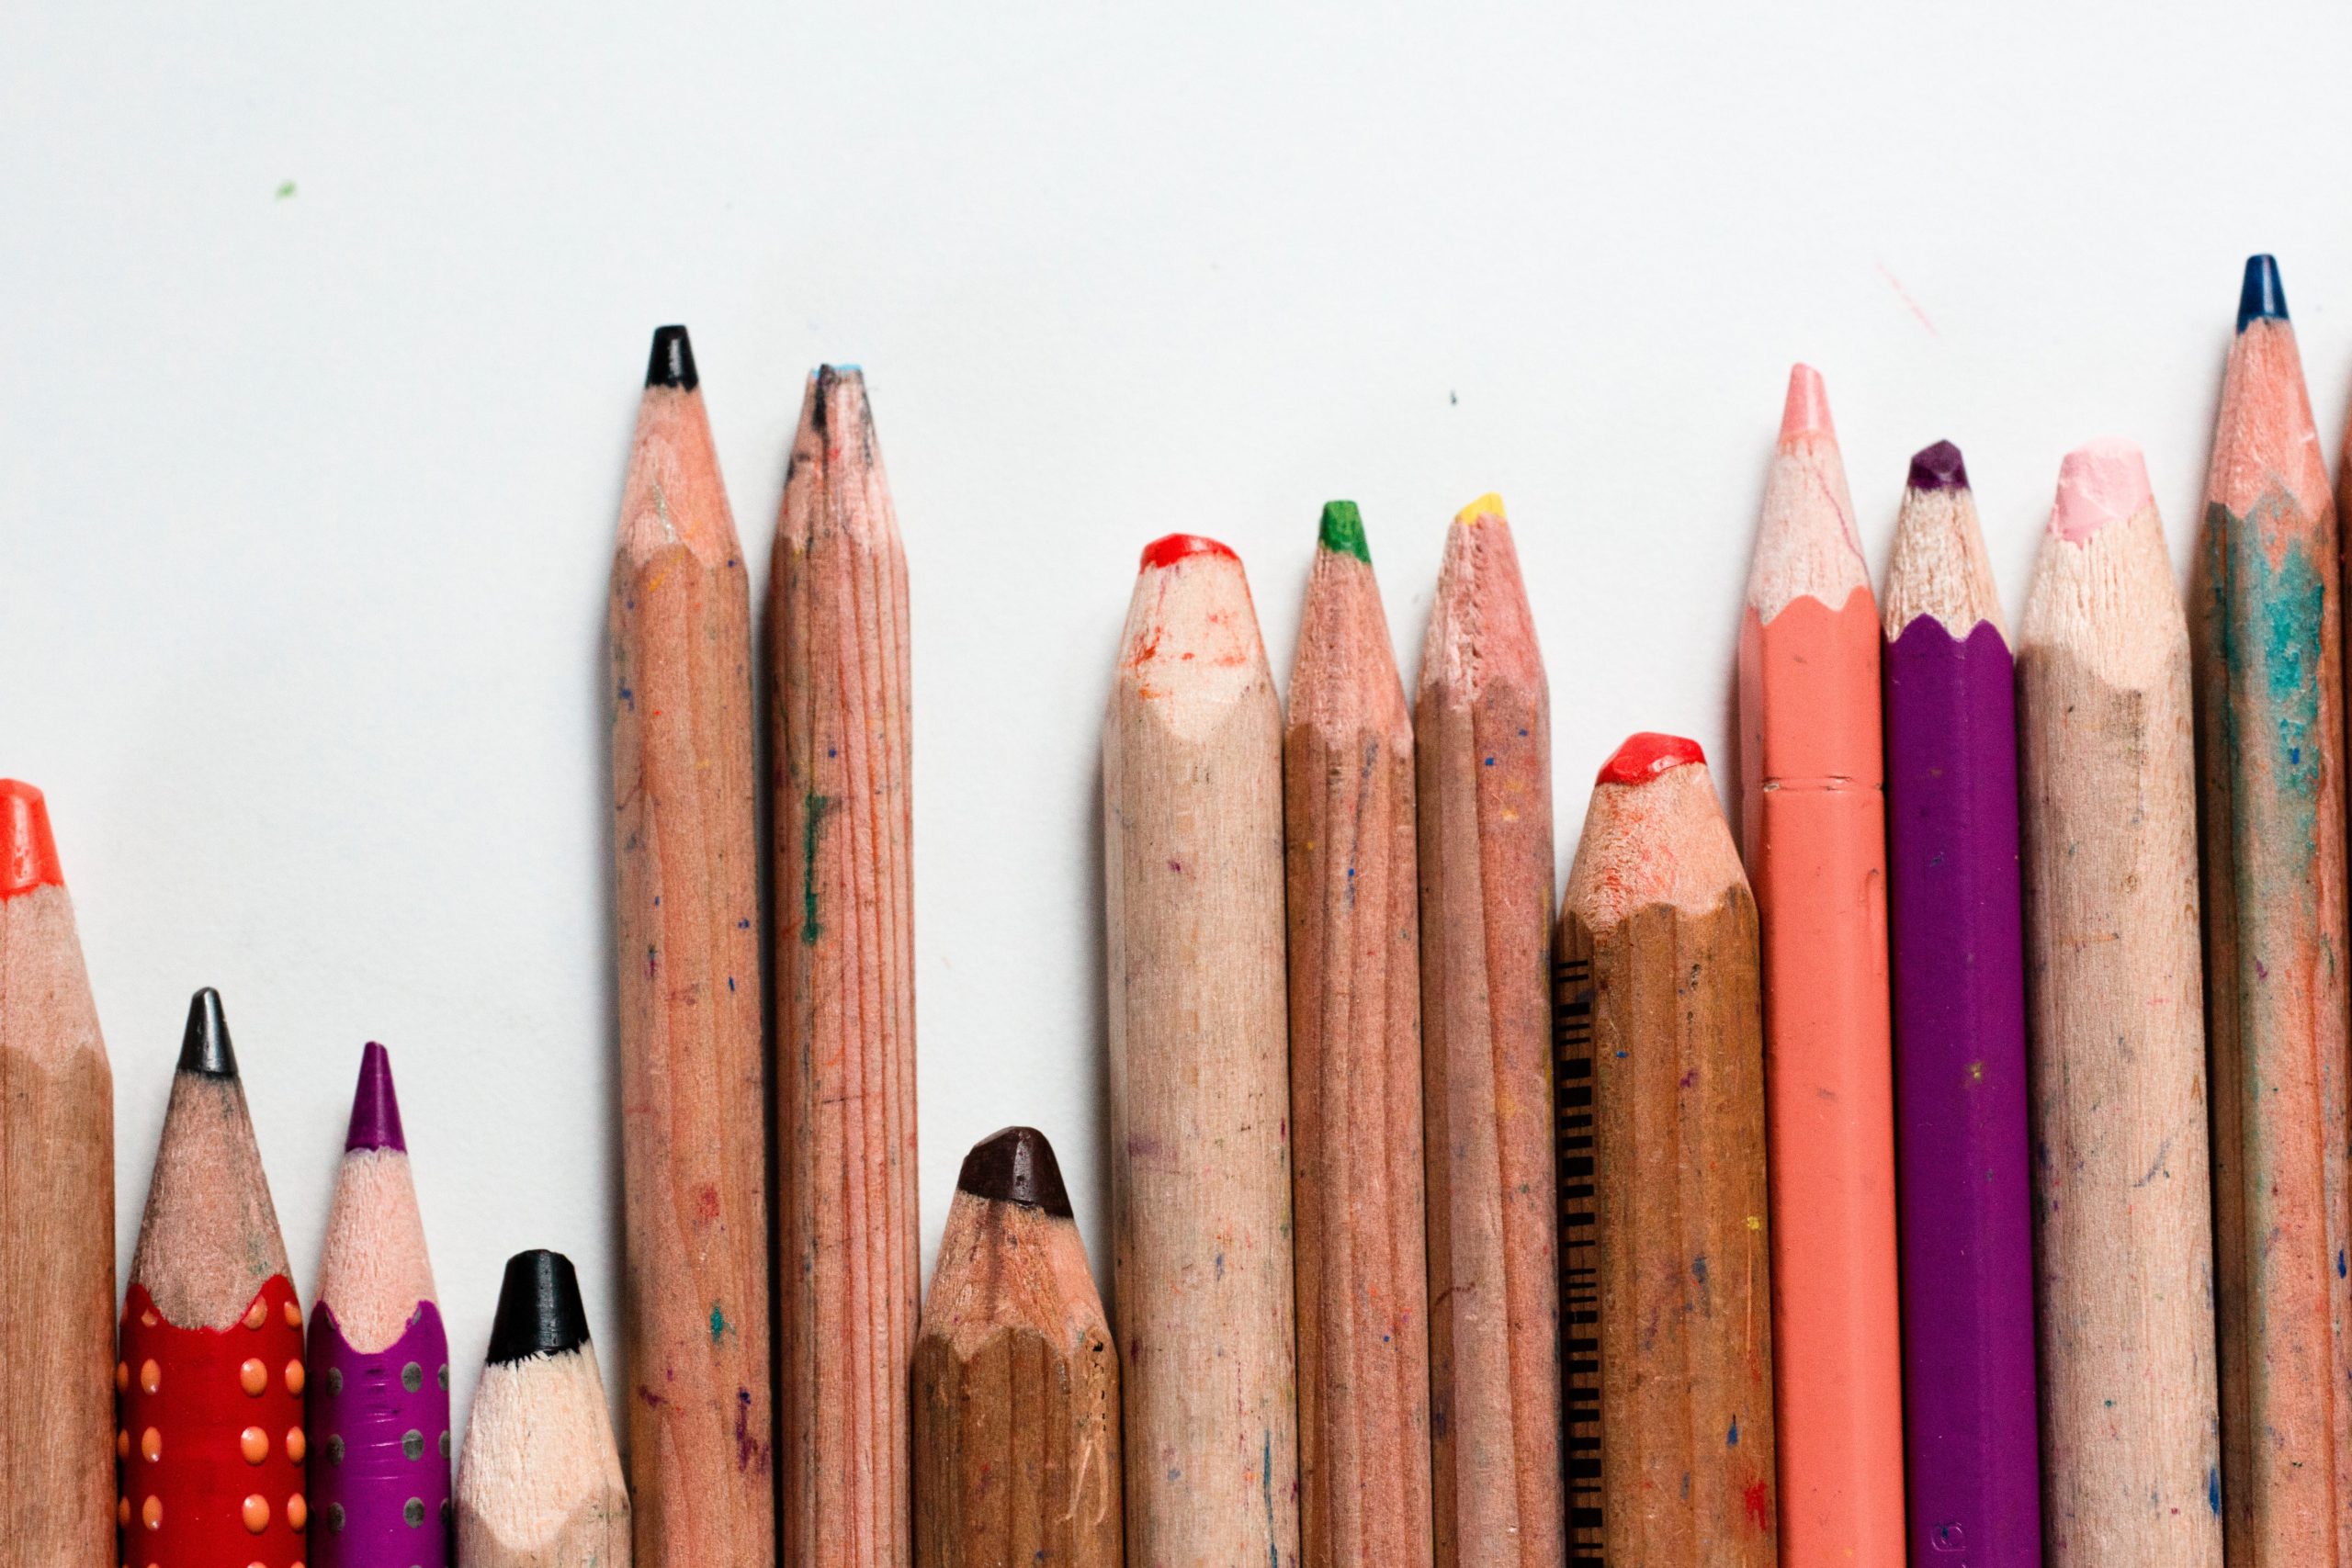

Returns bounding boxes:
[458,1348,633,1568]
[609,368,774,1568]
[772,367,919,1568]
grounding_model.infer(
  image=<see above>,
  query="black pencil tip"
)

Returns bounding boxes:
[177,987,237,1077]
[2238,254,2288,332]
[956,1126,1073,1217]
[487,1249,592,1364]
[646,325,698,390]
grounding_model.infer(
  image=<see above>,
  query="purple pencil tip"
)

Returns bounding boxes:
[1906,439,1970,492]
[345,1041,407,1152]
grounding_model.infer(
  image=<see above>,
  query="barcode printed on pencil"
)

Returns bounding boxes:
[1554,953,1604,1563]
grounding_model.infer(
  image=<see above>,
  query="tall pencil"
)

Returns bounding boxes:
[1555,734,1777,1565]
[119,988,305,1568]
[1880,443,2041,1562]
[607,324,774,1568]
[308,1043,450,1567]
[1283,502,1433,1568]
[455,1250,631,1568]
[771,365,919,1568]
[2191,254,2352,1564]
[0,781,113,1568]
[2019,438,2221,1564]
[1104,533,1298,1568]
[1417,493,1565,1568]
[1736,365,1903,1561]
[911,1127,1120,1568]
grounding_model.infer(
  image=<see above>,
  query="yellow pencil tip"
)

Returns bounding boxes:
[1454,492,1506,527]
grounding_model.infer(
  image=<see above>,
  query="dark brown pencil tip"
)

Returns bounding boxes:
[487,1249,592,1364]
[646,325,698,390]
[177,987,237,1077]
[957,1126,1073,1217]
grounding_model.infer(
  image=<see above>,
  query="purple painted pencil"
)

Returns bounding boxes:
[1881,443,2041,1564]
[308,1043,452,1567]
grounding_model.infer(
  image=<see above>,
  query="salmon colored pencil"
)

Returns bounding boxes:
[0,782,113,1568]
[1736,365,1904,1563]
[2191,254,2352,1566]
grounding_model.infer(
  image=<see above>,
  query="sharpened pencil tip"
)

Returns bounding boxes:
[1780,364,1834,444]
[1138,533,1238,572]
[646,325,698,390]
[1453,492,1506,529]
[1906,440,1969,492]
[178,987,238,1078]
[487,1250,592,1364]
[345,1042,407,1153]
[1317,502,1370,563]
[2238,254,2288,332]
[957,1126,1074,1217]
[1597,732,1706,787]
[0,780,63,899]
[2052,437,2152,544]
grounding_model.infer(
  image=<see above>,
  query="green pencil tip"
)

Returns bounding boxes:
[1317,501,1370,563]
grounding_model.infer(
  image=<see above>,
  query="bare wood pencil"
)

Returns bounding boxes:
[771,363,919,1568]
[1417,493,1565,1568]
[1284,502,1433,1568]
[608,324,773,1568]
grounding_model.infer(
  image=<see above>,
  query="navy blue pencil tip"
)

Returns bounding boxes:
[2237,254,2288,332]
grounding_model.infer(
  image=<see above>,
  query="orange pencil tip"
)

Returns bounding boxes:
[1779,364,1834,444]
[1596,733,1705,787]
[0,781,63,898]
[1138,534,1239,572]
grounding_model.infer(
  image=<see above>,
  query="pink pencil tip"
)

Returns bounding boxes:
[2051,438,2151,543]
[1779,364,1834,445]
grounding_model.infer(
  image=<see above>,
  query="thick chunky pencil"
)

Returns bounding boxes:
[771,364,919,1568]
[1880,443,2041,1562]
[911,1128,1120,1568]
[456,1251,631,1568]
[309,1043,450,1568]
[1283,502,1433,1568]
[2019,439,2221,1564]
[1555,735,1777,1565]
[1416,493,1565,1568]
[0,782,112,1568]
[1104,533,1298,1568]
[2190,254,2352,1565]
[607,324,774,1568]
[1736,365,1903,1562]
[119,988,306,1567]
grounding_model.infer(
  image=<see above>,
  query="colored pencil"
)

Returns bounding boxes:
[0,781,113,1568]
[771,364,918,1568]
[308,1043,450,1568]
[1283,502,1434,1568]
[1103,532,1298,1568]
[1555,734,1777,1565]
[1416,493,1565,1568]
[1880,442,2041,1562]
[2019,437,2222,1563]
[910,1127,1120,1568]
[2190,254,2352,1564]
[1736,364,1904,1561]
[455,1251,631,1568]
[119,988,306,1567]
[607,324,774,1568]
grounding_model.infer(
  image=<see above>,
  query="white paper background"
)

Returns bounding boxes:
[6,1,2350,1446]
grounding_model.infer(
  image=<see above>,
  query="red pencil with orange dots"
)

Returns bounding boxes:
[119,987,307,1567]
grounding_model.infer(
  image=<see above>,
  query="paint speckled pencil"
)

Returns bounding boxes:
[2190,254,2352,1566]
[1880,444,2040,1563]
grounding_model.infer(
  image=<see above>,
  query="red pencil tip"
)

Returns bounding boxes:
[1779,364,1834,445]
[1138,534,1239,572]
[0,781,63,898]
[1596,733,1705,787]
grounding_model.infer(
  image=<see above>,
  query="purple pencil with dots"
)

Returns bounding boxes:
[307,1043,452,1567]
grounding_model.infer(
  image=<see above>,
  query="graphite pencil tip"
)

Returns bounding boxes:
[1906,440,1970,492]
[488,1249,592,1363]
[956,1126,1074,1217]
[2237,254,2288,332]
[2052,437,2152,543]
[0,779,63,897]
[1780,364,1835,443]
[345,1041,408,1153]
[1597,732,1705,787]
[1317,501,1370,562]
[177,987,238,1078]
[1138,533,1239,572]
[646,325,699,390]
